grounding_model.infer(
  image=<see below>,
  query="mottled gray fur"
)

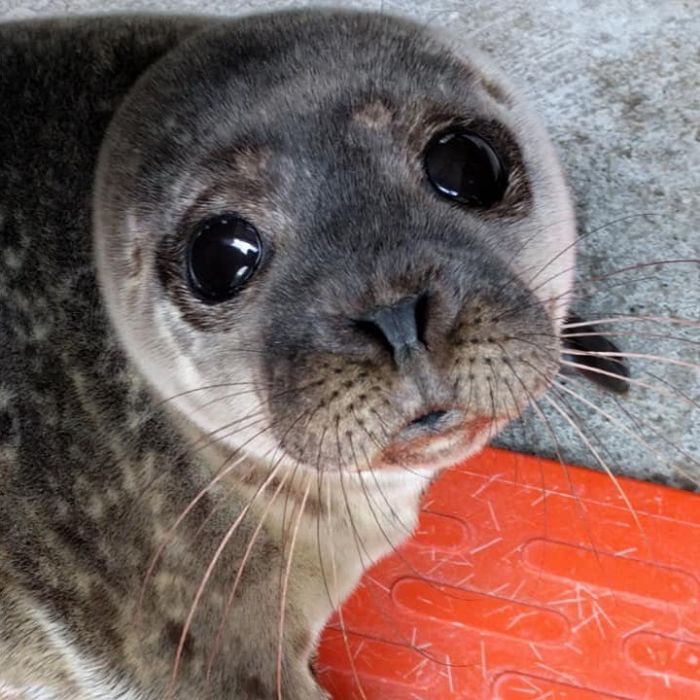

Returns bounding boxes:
[0,10,575,698]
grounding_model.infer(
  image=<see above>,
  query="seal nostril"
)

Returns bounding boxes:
[414,291,430,346]
[410,410,448,429]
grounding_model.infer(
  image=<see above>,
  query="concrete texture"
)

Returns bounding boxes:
[1,0,698,487]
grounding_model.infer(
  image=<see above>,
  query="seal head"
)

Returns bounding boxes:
[94,9,575,477]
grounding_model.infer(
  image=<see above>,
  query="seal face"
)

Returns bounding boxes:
[1,8,576,698]
[95,10,576,479]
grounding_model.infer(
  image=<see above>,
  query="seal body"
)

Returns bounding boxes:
[0,10,575,698]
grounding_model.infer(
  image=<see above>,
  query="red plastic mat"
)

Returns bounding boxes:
[316,447,700,699]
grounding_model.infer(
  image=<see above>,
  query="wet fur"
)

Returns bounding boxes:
[0,10,576,698]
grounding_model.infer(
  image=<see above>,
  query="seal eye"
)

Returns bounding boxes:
[187,215,262,302]
[424,129,507,208]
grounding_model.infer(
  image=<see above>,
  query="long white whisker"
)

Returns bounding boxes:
[541,393,643,533]
[562,315,700,329]
[553,379,699,483]
[321,461,368,700]
[169,451,287,696]
[562,330,699,347]
[559,359,700,410]
[276,480,311,700]
[562,348,699,370]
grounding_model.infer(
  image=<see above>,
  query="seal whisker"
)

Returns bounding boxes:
[562,315,700,329]
[563,348,699,371]
[489,213,581,301]
[496,261,696,331]
[556,377,700,485]
[645,367,700,414]
[204,465,294,690]
[561,330,699,346]
[541,391,644,533]
[345,435,461,668]
[168,445,290,697]
[493,250,696,329]
[276,479,311,700]
[560,359,700,410]
[126,412,272,526]
[351,413,416,536]
[317,427,369,700]
[498,352,559,559]
[183,381,323,453]
[348,437,400,554]
[500,343,622,563]
[553,378,700,481]
[192,406,312,549]
[137,418,282,623]
[353,438,430,573]
[333,421,374,572]
[205,409,316,683]
[155,380,271,407]
[520,212,660,291]
[585,258,700,282]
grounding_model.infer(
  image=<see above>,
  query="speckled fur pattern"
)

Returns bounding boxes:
[0,10,575,698]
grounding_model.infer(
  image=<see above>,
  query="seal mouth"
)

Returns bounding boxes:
[399,408,461,440]
[378,409,493,469]
[408,409,450,430]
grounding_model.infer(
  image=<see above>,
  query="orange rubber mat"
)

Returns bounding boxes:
[315,447,700,699]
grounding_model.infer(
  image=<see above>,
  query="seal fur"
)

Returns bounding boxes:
[0,9,575,697]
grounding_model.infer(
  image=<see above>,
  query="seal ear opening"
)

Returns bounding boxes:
[561,313,630,394]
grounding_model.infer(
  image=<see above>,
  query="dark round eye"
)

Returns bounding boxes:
[187,214,262,302]
[424,129,507,208]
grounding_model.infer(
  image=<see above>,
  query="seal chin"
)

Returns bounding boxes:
[375,411,497,471]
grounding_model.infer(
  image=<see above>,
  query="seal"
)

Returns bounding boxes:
[0,9,579,698]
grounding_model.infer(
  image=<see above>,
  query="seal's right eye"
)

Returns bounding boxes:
[187,214,262,302]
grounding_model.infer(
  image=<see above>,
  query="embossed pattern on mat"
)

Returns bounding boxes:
[316,448,700,698]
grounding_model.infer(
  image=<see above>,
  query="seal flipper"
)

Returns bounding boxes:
[561,313,630,394]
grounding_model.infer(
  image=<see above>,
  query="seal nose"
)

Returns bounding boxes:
[357,294,427,364]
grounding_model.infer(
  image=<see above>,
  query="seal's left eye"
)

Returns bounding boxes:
[424,129,507,208]
[187,214,262,302]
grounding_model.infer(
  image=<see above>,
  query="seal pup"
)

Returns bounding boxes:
[0,8,588,698]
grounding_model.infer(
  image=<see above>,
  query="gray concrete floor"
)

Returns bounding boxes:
[2,0,698,488]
